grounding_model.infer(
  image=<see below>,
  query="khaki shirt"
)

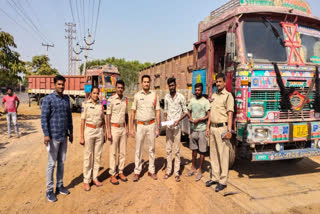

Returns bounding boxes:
[164,92,187,128]
[210,88,234,124]
[81,99,104,126]
[132,90,160,122]
[106,93,128,124]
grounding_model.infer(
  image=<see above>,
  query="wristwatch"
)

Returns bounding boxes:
[228,129,232,133]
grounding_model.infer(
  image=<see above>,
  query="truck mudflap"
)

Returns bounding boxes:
[252,148,320,161]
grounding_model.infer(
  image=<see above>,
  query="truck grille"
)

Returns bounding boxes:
[251,90,314,119]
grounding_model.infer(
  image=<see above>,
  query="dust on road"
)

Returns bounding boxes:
[1,103,320,214]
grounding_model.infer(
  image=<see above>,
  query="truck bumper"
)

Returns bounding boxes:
[252,147,320,161]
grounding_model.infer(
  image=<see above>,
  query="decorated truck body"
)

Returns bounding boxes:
[28,64,120,110]
[140,0,320,165]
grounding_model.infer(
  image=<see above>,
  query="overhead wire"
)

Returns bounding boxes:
[93,0,102,40]
[75,0,83,43]
[6,0,49,43]
[90,0,95,33]
[0,7,30,34]
[17,0,53,44]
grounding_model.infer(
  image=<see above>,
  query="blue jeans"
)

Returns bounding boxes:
[46,138,67,192]
[6,112,19,135]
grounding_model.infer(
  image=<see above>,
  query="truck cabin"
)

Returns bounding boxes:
[84,64,120,99]
[195,0,320,97]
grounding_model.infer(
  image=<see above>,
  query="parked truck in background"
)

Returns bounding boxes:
[28,64,120,110]
[140,0,320,166]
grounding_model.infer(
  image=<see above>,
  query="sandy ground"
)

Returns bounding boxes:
[1,102,320,213]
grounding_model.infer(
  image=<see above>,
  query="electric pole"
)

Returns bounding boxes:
[42,43,54,57]
[72,43,82,75]
[65,22,76,75]
[81,32,94,75]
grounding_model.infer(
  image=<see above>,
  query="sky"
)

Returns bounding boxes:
[1,0,320,75]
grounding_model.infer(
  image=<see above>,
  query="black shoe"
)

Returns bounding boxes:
[205,180,218,187]
[56,186,70,195]
[46,190,57,202]
[215,183,227,192]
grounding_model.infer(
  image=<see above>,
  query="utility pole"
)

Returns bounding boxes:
[65,22,76,75]
[81,32,94,75]
[42,43,54,57]
[72,43,82,75]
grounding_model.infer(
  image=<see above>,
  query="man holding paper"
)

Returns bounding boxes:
[163,77,188,182]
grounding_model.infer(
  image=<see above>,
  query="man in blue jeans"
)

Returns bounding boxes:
[41,75,73,202]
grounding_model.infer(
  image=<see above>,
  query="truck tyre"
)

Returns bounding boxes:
[227,138,237,169]
[160,110,166,136]
[39,97,44,109]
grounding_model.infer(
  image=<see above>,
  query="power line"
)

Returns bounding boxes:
[75,0,83,42]
[6,0,48,43]
[0,7,30,34]
[94,0,102,39]
[90,0,95,33]
[11,0,51,43]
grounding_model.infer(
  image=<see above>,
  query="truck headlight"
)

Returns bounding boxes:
[253,128,271,142]
[250,105,265,118]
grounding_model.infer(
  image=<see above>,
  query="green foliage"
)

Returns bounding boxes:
[27,55,59,75]
[0,29,26,87]
[80,57,153,89]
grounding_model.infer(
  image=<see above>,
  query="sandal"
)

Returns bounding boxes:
[175,176,181,182]
[195,173,202,181]
[186,170,196,177]
[163,174,170,179]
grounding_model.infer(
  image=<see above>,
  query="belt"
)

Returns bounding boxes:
[137,119,155,125]
[111,123,126,128]
[211,122,227,128]
[86,123,103,129]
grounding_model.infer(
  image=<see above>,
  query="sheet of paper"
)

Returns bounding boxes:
[46,143,50,152]
[161,120,174,127]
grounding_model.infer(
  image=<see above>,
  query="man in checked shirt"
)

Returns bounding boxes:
[41,75,73,202]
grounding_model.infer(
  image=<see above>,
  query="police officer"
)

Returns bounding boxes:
[205,73,234,192]
[80,86,105,191]
[106,80,129,185]
[130,74,160,182]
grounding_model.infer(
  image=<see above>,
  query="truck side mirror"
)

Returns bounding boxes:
[226,32,236,62]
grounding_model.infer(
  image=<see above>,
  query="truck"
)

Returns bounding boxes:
[139,0,320,166]
[28,64,120,110]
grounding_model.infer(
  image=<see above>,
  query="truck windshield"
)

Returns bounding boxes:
[298,26,320,64]
[243,20,287,62]
[104,75,119,86]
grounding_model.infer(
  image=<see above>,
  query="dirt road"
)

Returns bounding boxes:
[1,103,320,213]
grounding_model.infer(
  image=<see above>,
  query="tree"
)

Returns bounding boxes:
[27,55,59,75]
[80,57,154,90]
[0,29,26,88]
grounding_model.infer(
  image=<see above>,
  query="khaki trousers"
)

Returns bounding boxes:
[210,126,230,185]
[134,123,155,174]
[166,127,181,176]
[83,126,104,183]
[109,126,127,176]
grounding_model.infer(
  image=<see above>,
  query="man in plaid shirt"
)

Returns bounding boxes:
[41,75,73,202]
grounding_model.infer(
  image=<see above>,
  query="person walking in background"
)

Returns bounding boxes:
[187,83,210,181]
[2,87,20,138]
[80,87,105,191]
[205,73,234,192]
[163,77,188,182]
[106,80,129,185]
[130,75,161,182]
[41,75,73,202]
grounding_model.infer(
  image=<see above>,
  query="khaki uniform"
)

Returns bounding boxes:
[164,93,187,176]
[81,99,105,183]
[209,88,234,185]
[132,90,160,174]
[106,93,128,176]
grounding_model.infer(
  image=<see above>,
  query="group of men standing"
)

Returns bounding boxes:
[39,72,234,203]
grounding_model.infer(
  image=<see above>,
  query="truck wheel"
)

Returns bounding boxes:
[227,138,237,169]
[159,110,166,136]
[39,97,44,109]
